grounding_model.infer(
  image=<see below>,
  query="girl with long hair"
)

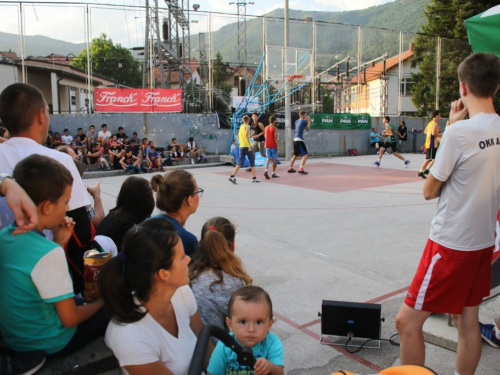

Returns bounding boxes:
[189,217,252,344]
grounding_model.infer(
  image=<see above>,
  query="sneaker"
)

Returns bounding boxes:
[204,159,208,164]
[272,173,280,178]
[138,170,144,174]
[126,171,131,175]
[175,155,179,160]
[181,155,184,161]
[404,160,411,168]
[371,161,380,168]
[148,168,153,173]
[417,172,427,179]
[298,169,308,175]
[252,178,261,183]
[423,169,430,176]
[480,323,500,348]
[264,171,270,179]
[228,176,237,184]
[107,165,111,171]
[160,167,165,172]
[86,168,92,172]
[288,168,297,173]
[191,159,195,165]
[0,348,46,375]
[246,168,252,172]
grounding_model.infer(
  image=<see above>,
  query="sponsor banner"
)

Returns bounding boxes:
[310,114,371,129]
[94,88,182,113]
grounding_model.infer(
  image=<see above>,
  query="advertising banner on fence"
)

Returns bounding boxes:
[94,88,182,113]
[310,114,371,130]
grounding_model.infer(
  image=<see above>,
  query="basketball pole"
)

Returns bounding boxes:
[284,0,292,161]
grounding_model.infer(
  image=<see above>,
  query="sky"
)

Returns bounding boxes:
[0,0,398,48]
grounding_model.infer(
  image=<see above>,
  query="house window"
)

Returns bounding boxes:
[400,79,414,96]
[233,76,240,86]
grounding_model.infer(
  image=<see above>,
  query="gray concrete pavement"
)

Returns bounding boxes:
[85,153,500,374]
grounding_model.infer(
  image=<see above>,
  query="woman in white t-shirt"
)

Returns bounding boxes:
[99,218,212,374]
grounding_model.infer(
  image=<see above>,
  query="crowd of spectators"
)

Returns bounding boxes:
[43,124,206,174]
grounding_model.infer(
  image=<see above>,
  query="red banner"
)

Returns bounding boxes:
[94,88,182,113]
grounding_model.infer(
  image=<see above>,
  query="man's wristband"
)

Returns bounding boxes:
[0,173,14,197]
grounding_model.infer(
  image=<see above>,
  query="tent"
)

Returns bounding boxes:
[464,5,500,57]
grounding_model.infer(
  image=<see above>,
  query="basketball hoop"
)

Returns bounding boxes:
[288,74,306,82]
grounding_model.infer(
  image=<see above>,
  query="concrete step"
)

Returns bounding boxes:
[83,155,229,180]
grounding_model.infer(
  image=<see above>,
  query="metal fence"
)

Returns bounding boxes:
[0,1,471,116]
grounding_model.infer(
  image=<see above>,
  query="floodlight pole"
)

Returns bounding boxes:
[284,0,292,161]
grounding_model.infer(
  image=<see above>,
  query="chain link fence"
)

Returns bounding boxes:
[0,1,471,116]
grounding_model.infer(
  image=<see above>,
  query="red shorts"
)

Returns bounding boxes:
[151,161,160,168]
[405,239,492,314]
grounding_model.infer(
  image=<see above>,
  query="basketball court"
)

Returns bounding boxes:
[87,153,500,375]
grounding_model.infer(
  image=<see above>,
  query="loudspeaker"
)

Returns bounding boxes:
[321,300,381,340]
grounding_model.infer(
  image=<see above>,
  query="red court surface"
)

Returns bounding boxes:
[217,162,418,193]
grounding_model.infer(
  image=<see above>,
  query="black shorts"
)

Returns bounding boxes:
[382,141,398,153]
[88,156,98,164]
[293,141,308,156]
[426,147,438,160]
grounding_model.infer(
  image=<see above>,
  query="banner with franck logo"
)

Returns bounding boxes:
[94,88,182,113]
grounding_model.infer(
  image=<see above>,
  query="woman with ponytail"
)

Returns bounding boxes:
[189,217,252,344]
[99,218,211,374]
[150,170,202,256]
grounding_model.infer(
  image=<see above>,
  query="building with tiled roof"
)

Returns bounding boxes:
[327,44,418,116]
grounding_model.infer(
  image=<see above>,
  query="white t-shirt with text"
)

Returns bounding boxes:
[429,113,500,251]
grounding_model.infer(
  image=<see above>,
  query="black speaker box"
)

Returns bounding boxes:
[321,300,381,340]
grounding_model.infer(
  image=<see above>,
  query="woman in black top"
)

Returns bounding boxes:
[96,176,155,252]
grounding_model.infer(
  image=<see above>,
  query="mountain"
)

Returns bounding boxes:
[191,0,429,69]
[0,31,86,57]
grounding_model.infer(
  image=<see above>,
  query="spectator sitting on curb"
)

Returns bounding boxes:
[185,137,202,165]
[115,126,127,143]
[76,128,87,147]
[146,145,165,173]
[52,132,64,148]
[120,148,142,175]
[61,128,73,145]
[169,137,184,160]
[86,143,102,172]
[109,140,125,170]
[128,139,143,169]
[98,124,111,151]
[86,125,97,150]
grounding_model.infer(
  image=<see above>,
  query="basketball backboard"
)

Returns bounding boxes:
[265,45,313,83]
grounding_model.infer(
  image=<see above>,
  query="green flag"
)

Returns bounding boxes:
[465,5,500,58]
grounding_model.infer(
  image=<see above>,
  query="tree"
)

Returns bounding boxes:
[411,1,498,116]
[71,33,142,87]
[213,51,230,89]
